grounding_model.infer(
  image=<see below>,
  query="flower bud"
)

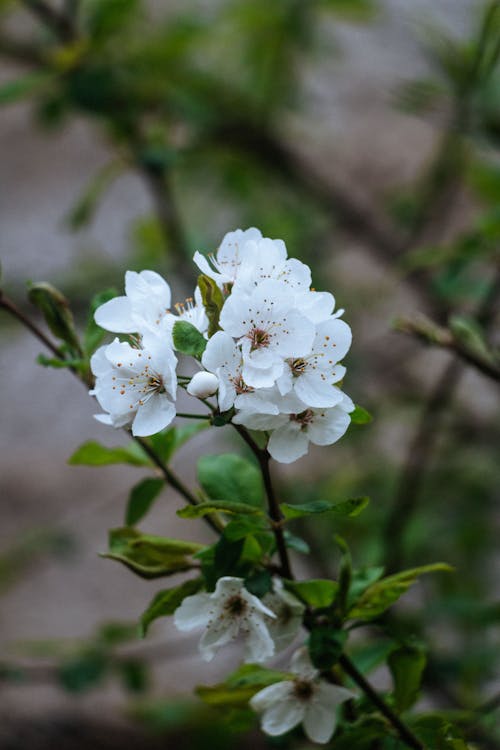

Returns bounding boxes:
[187,371,219,398]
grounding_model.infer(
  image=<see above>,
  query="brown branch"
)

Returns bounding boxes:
[20,0,76,43]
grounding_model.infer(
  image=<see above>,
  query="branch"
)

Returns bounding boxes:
[395,314,500,385]
[20,0,76,43]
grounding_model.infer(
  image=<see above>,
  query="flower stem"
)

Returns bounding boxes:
[175,412,211,420]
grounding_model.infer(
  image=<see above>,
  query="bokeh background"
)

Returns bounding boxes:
[0,0,499,747]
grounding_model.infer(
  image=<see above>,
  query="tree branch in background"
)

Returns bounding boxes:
[20,0,76,43]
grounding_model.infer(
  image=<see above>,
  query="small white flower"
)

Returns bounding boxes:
[186,371,219,398]
[219,280,315,389]
[94,270,172,336]
[250,648,354,744]
[173,576,276,663]
[233,392,354,464]
[202,331,279,414]
[234,237,311,292]
[277,317,352,408]
[168,286,209,337]
[90,333,177,436]
[193,227,263,288]
[263,578,305,652]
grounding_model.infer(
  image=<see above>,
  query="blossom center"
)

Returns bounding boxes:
[225,595,247,616]
[290,409,314,429]
[231,373,254,395]
[148,374,166,394]
[290,358,307,377]
[292,679,314,702]
[247,327,271,351]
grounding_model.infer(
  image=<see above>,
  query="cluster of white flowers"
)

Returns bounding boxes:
[174,576,353,744]
[91,227,354,461]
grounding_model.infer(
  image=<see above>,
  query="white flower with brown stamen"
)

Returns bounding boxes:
[193,227,263,288]
[90,333,177,436]
[250,648,354,744]
[173,576,276,663]
[219,279,315,389]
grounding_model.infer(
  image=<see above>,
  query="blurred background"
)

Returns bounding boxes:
[0,0,499,747]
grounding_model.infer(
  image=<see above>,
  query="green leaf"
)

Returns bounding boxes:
[336,535,352,616]
[284,530,310,554]
[139,578,204,637]
[348,563,453,621]
[388,646,426,712]
[102,527,204,579]
[177,500,263,519]
[28,282,81,353]
[285,579,339,608]
[197,664,291,707]
[309,627,347,670]
[117,659,149,694]
[280,496,369,520]
[350,405,373,425]
[198,274,224,337]
[198,454,264,508]
[244,569,272,597]
[223,517,267,540]
[125,478,164,525]
[68,440,150,467]
[172,320,207,358]
[58,649,108,693]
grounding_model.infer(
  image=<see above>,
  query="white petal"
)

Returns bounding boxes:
[245,615,276,663]
[290,647,318,680]
[250,681,293,712]
[261,699,304,737]
[268,424,309,464]
[302,700,336,744]
[174,592,212,631]
[232,411,286,431]
[131,394,175,436]
[202,331,238,373]
[314,318,352,363]
[94,296,136,333]
[199,614,239,661]
[308,408,351,447]
[294,375,345,409]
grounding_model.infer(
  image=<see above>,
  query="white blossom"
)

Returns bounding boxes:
[174,576,276,663]
[276,317,352,407]
[263,578,305,652]
[234,237,311,292]
[250,648,354,744]
[186,371,219,398]
[233,392,354,464]
[90,333,177,436]
[193,227,263,288]
[219,279,315,389]
[94,270,172,336]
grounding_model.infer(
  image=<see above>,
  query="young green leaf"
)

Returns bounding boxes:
[198,454,264,508]
[28,281,81,354]
[196,664,292,707]
[139,578,204,637]
[285,579,339,608]
[348,563,453,621]
[177,500,263,519]
[349,405,373,425]
[172,320,207,358]
[102,527,204,579]
[68,440,150,467]
[280,496,369,520]
[198,274,224,337]
[150,422,208,464]
[388,645,426,712]
[125,478,164,525]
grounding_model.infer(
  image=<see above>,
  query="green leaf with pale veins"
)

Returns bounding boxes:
[177,501,263,519]
[280,496,369,520]
[139,578,204,637]
[68,440,150,467]
[102,527,205,579]
[172,320,207,358]
[125,478,164,525]
[348,563,453,621]
[198,454,264,508]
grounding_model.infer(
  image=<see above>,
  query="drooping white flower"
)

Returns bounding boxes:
[90,333,177,437]
[277,317,352,407]
[250,648,354,744]
[174,576,276,663]
[94,270,172,336]
[233,392,354,464]
[263,578,305,652]
[186,371,219,398]
[193,227,263,288]
[219,280,315,389]
[201,331,280,414]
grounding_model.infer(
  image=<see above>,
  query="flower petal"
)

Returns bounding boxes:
[302,700,336,744]
[261,698,304,737]
[250,681,293,712]
[268,424,309,464]
[131,394,175,436]
[174,592,212,631]
[94,296,136,333]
